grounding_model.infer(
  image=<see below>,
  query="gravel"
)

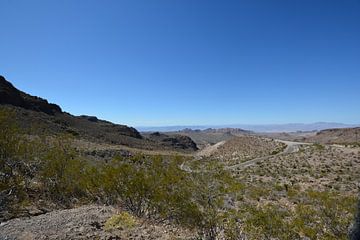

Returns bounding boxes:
[0,205,194,240]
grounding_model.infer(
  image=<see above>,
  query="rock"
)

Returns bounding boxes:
[148,132,198,151]
[162,135,198,150]
[0,76,62,115]
[80,115,99,122]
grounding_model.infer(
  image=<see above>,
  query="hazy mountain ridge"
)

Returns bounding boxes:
[182,127,253,135]
[138,122,360,133]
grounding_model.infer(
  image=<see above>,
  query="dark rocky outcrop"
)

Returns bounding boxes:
[0,75,143,142]
[148,132,198,151]
[80,115,99,122]
[0,76,62,115]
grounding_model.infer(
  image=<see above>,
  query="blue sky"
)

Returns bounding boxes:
[1,0,359,126]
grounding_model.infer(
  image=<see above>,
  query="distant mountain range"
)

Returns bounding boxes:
[138,122,360,133]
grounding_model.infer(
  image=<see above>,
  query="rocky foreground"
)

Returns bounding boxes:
[0,205,193,240]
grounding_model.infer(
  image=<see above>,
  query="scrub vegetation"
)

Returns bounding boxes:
[0,108,359,239]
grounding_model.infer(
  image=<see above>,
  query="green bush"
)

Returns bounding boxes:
[104,212,138,231]
[190,161,244,239]
[41,138,88,204]
[313,143,325,151]
[0,109,40,219]
[99,155,201,226]
[295,190,357,239]
[243,204,299,240]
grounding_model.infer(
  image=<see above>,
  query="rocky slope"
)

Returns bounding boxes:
[145,132,198,151]
[166,128,251,149]
[201,128,253,135]
[0,76,62,115]
[208,136,286,165]
[305,127,360,145]
[0,205,193,240]
[0,76,197,152]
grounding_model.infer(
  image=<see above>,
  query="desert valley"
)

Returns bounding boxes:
[1,1,360,239]
[0,76,359,239]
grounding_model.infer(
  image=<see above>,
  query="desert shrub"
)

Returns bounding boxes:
[237,183,357,240]
[0,109,42,219]
[100,155,200,226]
[220,209,243,240]
[1,108,239,234]
[248,185,270,200]
[104,211,138,231]
[295,190,357,239]
[41,136,89,204]
[100,156,243,239]
[243,204,299,240]
[271,144,286,155]
[350,197,360,240]
[313,143,325,151]
[190,161,244,239]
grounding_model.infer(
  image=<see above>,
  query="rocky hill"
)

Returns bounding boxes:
[305,127,360,145]
[145,132,198,151]
[178,127,252,135]
[201,128,253,135]
[208,135,285,165]
[0,76,62,115]
[0,76,197,152]
[165,127,252,149]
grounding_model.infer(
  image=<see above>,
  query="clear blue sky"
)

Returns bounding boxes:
[1,0,359,126]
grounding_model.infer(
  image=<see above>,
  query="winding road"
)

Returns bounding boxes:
[180,139,311,173]
[225,139,310,170]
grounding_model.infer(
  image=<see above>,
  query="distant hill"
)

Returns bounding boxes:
[0,76,197,152]
[201,128,253,135]
[138,122,360,133]
[144,132,198,151]
[162,128,252,149]
[305,127,360,145]
[236,123,360,133]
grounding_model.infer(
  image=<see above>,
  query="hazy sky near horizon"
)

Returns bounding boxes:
[1,0,359,126]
